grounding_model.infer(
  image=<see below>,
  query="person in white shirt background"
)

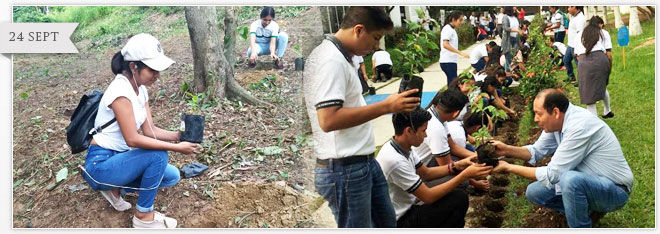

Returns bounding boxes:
[564,6,585,84]
[574,16,614,118]
[440,11,470,85]
[545,6,567,43]
[247,7,289,69]
[495,7,505,39]
[371,48,393,82]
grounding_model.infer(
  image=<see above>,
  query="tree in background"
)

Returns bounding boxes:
[628,7,642,36]
[613,6,624,29]
[184,6,266,106]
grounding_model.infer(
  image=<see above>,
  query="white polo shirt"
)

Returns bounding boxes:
[551,12,566,32]
[250,20,280,44]
[376,139,424,220]
[508,16,519,37]
[303,39,375,160]
[372,50,393,67]
[412,108,451,165]
[553,42,567,56]
[567,11,586,48]
[496,13,504,24]
[574,30,608,56]
[469,43,489,65]
[439,24,459,63]
[92,74,148,152]
[601,29,613,50]
[446,120,467,148]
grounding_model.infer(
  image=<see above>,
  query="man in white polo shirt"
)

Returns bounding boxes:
[564,6,585,84]
[303,6,420,228]
[377,108,492,227]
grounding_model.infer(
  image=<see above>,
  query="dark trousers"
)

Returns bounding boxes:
[357,68,369,93]
[396,189,469,228]
[440,62,458,85]
[375,64,392,81]
[554,31,566,43]
[471,57,486,72]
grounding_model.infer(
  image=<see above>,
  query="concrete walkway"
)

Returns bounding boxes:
[368,37,501,146]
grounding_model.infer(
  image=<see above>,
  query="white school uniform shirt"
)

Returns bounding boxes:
[573,30,607,56]
[446,121,467,148]
[469,43,489,65]
[439,24,459,63]
[249,20,280,44]
[496,13,505,24]
[92,74,149,152]
[567,11,586,48]
[553,42,567,56]
[377,139,424,220]
[508,16,519,37]
[352,55,364,68]
[372,50,393,67]
[601,29,612,50]
[551,12,566,32]
[303,40,375,159]
[412,108,451,165]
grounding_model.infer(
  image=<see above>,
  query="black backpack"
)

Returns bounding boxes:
[65,89,116,154]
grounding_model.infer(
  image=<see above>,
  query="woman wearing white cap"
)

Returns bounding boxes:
[82,33,201,228]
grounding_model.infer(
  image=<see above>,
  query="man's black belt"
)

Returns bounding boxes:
[316,154,375,168]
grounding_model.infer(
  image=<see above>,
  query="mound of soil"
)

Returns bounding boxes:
[182,182,316,228]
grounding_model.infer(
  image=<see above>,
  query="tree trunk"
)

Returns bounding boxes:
[223,6,237,67]
[184,6,267,106]
[628,7,643,36]
[614,6,624,29]
[320,7,332,34]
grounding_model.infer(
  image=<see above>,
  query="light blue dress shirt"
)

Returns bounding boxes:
[524,104,634,193]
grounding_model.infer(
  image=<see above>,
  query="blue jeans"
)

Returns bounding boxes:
[314,158,396,228]
[83,145,181,213]
[246,32,289,58]
[440,62,458,85]
[525,170,629,228]
[563,46,578,79]
[471,57,486,72]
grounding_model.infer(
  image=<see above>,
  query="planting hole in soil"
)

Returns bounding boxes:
[476,142,498,167]
[484,198,507,213]
[488,187,507,199]
[490,174,510,187]
[480,211,504,228]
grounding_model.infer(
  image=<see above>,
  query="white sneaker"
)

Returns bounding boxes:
[100,190,132,211]
[132,211,178,228]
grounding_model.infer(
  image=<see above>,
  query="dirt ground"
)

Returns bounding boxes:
[12,7,327,228]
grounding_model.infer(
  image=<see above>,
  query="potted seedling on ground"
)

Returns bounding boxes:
[181,91,206,143]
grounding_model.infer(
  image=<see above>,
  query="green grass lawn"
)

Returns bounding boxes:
[503,19,655,228]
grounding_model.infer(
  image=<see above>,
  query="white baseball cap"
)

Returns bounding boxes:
[121,33,175,71]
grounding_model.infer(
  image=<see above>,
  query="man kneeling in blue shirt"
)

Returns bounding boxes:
[491,89,633,228]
